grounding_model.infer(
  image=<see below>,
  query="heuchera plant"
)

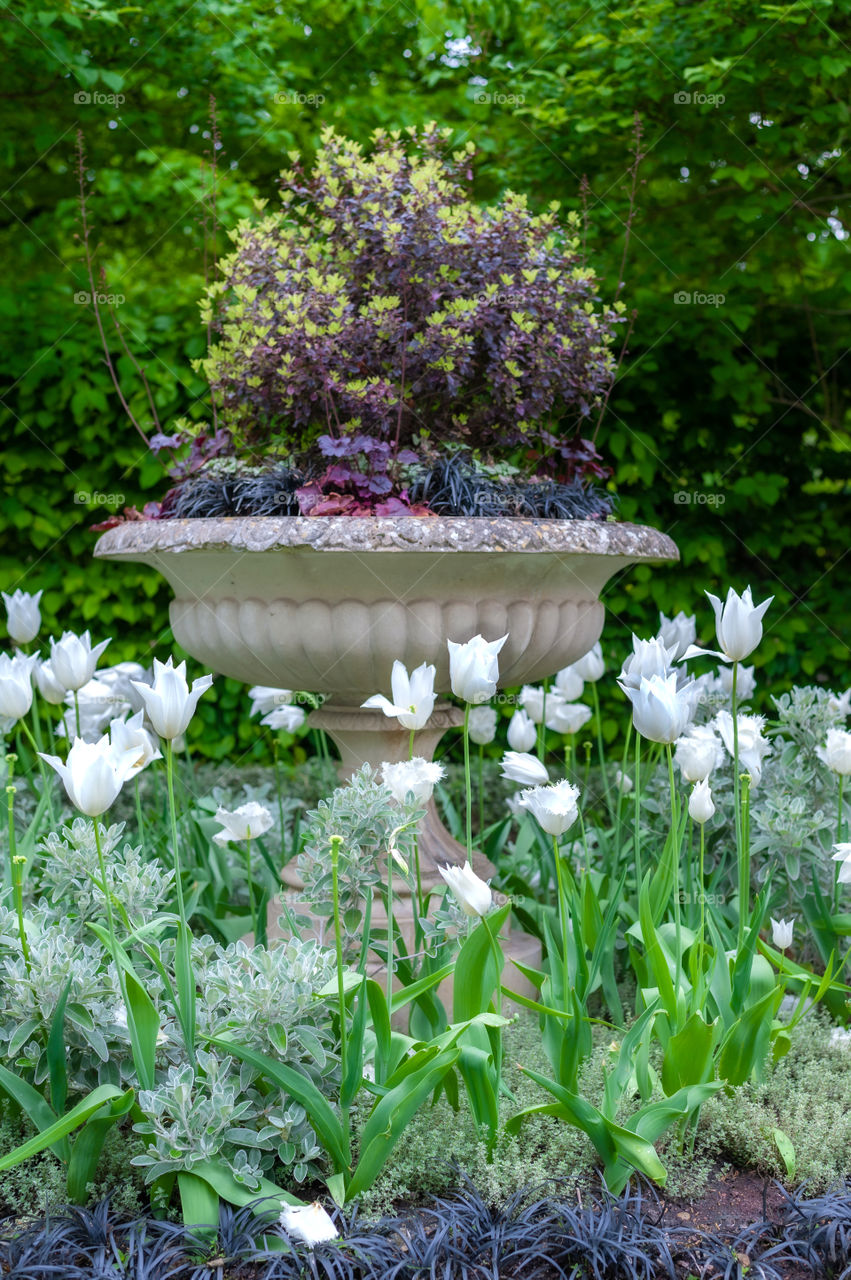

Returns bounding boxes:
[190,124,623,515]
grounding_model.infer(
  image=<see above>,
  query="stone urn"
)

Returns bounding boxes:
[94,515,678,880]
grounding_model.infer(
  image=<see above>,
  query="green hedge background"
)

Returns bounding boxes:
[2,0,849,756]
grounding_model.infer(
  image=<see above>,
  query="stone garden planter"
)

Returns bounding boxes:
[94,515,678,877]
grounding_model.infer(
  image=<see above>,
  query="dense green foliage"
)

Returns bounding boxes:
[2,0,850,746]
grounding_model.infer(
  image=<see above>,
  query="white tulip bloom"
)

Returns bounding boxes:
[213,801,274,845]
[279,1201,339,1247]
[262,705,307,733]
[249,685,294,717]
[2,589,42,645]
[132,657,213,741]
[715,710,772,788]
[40,735,138,816]
[615,768,633,794]
[381,757,445,805]
[712,663,756,702]
[688,778,715,824]
[832,843,851,885]
[33,658,67,705]
[500,751,548,786]
[49,630,111,692]
[572,641,605,682]
[816,728,851,776]
[674,724,723,783]
[448,633,507,704]
[109,710,161,778]
[770,916,795,950]
[619,636,678,691]
[554,666,585,702]
[657,610,696,661]
[828,688,851,718]
[517,778,581,836]
[467,705,497,745]
[545,695,592,736]
[0,651,37,722]
[362,659,436,731]
[622,672,695,744]
[684,586,773,664]
[507,708,537,752]
[438,861,492,917]
[519,685,546,723]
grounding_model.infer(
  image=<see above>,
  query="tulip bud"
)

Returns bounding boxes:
[507,708,537,752]
[448,634,507,704]
[467,705,497,745]
[572,641,605,683]
[2,589,43,645]
[688,778,715,824]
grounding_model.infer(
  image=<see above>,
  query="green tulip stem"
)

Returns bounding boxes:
[92,816,128,1020]
[18,716,55,828]
[478,744,485,844]
[732,661,746,951]
[666,745,682,994]
[591,682,612,820]
[245,832,258,939]
[73,690,82,740]
[165,738,195,1070]
[697,819,707,1006]
[329,834,348,1104]
[634,732,643,892]
[6,774,31,976]
[552,834,573,1010]
[463,704,473,864]
[481,910,503,1146]
[835,776,844,913]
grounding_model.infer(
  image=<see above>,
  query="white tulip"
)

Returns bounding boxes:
[362,659,436,731]
[49,630,111,692]
[674,724,722,783]
[507,708,537,752]
[213,801,274,845]
[132,657,213,740]
[832,843,851,885]
[0,652,37,722]
[33,658,67,706]
[619,636,677,691]
[500,751,548,786]
[545,695,592,736]
[2,589,43,645]
[279,1201,339,1247]
[109,710,161,778]
[828,688,851,718]
[688,778,715,824]
[770,916,795,950]
[438,861,492,917]
[816,728,851,777]
[615,768,633,794]
[467,705,497,745]
[572,641,605,683]
[381,757,445,805]
[713,663,756,702]
[519,685,546,724]
[684,586,773,664]
[554,666,585,701]
[249,685,294,717]
[261,705,307,732]
[657,610,696,661]
[622,673,695,744]
[448,633,507,704]
[714,710,772,788]
[40,735,137,816]
[517,778,581,836]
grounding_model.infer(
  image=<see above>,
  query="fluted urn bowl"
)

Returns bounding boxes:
[94,516,678,876]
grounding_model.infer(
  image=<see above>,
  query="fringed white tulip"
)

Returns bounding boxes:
[381,757,445,805]
[517,779,580,836]
[213,801,274,844]
[279,1201,339,1247]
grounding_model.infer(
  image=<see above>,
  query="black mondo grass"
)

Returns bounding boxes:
[167,468,303,519]
[407,454,616,521]
[3,1181,851,1280]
